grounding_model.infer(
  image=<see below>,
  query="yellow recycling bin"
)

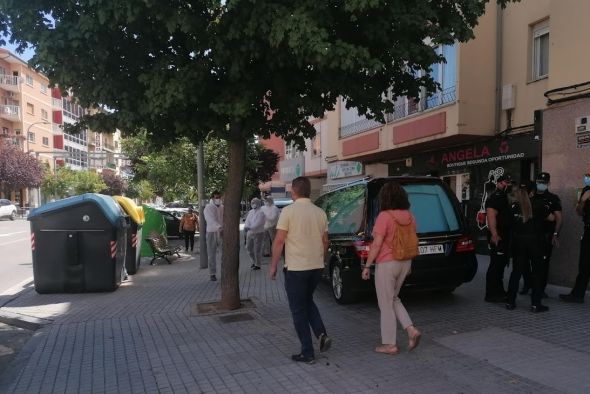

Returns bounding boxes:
[113,196,145,275]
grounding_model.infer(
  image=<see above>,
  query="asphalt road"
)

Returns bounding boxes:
[0,219,32,295]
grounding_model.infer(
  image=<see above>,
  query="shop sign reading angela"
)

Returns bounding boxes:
[426,138,532,169]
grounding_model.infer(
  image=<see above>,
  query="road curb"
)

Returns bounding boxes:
[0,310,53,331]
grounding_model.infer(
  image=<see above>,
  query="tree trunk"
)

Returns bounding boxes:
[220,134,246,310]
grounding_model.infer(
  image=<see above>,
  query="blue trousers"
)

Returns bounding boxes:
[284,268,326,358]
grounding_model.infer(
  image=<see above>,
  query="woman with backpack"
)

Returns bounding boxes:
[361,181,421,355]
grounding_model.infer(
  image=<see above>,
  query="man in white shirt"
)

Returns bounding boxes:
[261,197,280,256]
[244,197,266,270]
[203,191,223,281]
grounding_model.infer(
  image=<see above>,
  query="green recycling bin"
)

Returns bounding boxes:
[28,193,128,293]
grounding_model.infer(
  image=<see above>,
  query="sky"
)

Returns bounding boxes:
[5,41,34,61]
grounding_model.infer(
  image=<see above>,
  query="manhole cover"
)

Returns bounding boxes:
[218,313,255,324]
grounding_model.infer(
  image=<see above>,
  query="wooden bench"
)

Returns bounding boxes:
[146,234,182,265]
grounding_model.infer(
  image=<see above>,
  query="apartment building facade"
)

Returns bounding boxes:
[0,48,59,206]
[265,0,590,285]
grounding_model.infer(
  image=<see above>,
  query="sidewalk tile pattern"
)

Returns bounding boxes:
[0,243,587,393]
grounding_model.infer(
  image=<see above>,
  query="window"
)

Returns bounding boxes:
[25,74,33,86]
[311,127,321,157]
[2,127,7,135]
[41,109,48,120]
[28,132,35,143]
[26,103,34,115]
[532,22,549,80]
[284,141,302,160]
[40,84,47,94]
[318,185,365,235]
[42,136,49,146]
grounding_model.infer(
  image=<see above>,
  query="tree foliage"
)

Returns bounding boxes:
[0,140,44,195]
[41,164,75,200]
[1,0,515,308]
[100,170,127,196]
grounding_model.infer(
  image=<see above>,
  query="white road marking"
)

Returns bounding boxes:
[0,231,28,238]
[0,237,28,247]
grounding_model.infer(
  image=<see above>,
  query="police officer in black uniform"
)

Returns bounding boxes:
[531,172,562,296]
[485,173,513,302]
[506,181,552,312]
[559,169,590,303]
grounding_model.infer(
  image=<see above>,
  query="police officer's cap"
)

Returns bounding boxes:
[536,172,550,183]
[497,174,512,183]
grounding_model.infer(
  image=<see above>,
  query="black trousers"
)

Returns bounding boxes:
[507,235,545,305]
[571,228,590,298]
[519,233,552,292]
[486,238,510,298]
[183,230,195,251]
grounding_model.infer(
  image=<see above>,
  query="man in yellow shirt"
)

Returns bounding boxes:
[269,177,332,364]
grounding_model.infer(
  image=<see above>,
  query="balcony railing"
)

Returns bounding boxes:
[339,85,457,138]
[0,74,21,92]
[385,86,456,123]
[0,105,21,121]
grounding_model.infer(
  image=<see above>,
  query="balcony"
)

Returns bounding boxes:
[52,98,63,109]
[0,105,21,121]
[0,74,21,92]
[52,123,63,134]
[339,86,457,139]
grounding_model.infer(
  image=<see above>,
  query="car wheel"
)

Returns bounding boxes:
[331,262,357,304]
[9,210,16,221]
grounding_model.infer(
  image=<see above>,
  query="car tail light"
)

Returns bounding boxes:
[455,236,475,253]
[353,240,371,260]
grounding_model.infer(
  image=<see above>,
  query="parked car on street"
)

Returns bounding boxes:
[315,176,477,304]
[0,199,17,221]
[157,209,183,238]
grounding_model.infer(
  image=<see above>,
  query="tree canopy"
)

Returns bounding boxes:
[1,0,514,308]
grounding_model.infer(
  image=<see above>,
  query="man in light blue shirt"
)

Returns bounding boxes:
[203,191,223,281]
[244,197,266,270]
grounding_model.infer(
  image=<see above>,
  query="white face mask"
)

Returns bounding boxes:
[251,203,258,209]
[213,199,221,206]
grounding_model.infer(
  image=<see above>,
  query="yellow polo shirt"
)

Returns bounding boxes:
[276,198,328,271]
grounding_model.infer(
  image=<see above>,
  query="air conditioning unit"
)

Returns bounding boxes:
[575,116,589,134]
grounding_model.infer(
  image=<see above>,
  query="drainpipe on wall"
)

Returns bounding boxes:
[494,4,503,134]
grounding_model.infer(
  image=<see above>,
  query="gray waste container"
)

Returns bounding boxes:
[28,193,128,293]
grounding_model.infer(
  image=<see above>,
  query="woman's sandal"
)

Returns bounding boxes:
[408,330,422,351]
[374,345,399,355]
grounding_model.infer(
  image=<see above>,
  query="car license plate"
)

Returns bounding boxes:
[419,244,444,255]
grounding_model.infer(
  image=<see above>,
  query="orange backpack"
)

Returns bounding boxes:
[387,211,419,261]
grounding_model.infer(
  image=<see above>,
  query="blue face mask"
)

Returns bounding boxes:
[536,182,548,192]
[585,176,590,187]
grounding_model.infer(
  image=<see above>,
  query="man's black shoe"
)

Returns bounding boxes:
[291,354,315,364]
[210,275,217,281]
[505,303,516,310]
[530,304,549,313]
[559,294,584,303]
[252,266,261,270]
[319,333,332,353]
[485,295,507,303]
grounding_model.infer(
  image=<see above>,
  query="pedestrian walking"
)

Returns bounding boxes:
[203,191,223,281]
[179,206,199,253]
[530,172,562,296]
[361,181,421,355]
[485,174,513,303]
[559,168,590,303]
[269,176,332,364]
[244,197,266,270]
[505,181,553,312]
[261,197,280,256]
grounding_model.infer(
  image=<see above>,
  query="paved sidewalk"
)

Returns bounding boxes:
[0,241,589,393]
